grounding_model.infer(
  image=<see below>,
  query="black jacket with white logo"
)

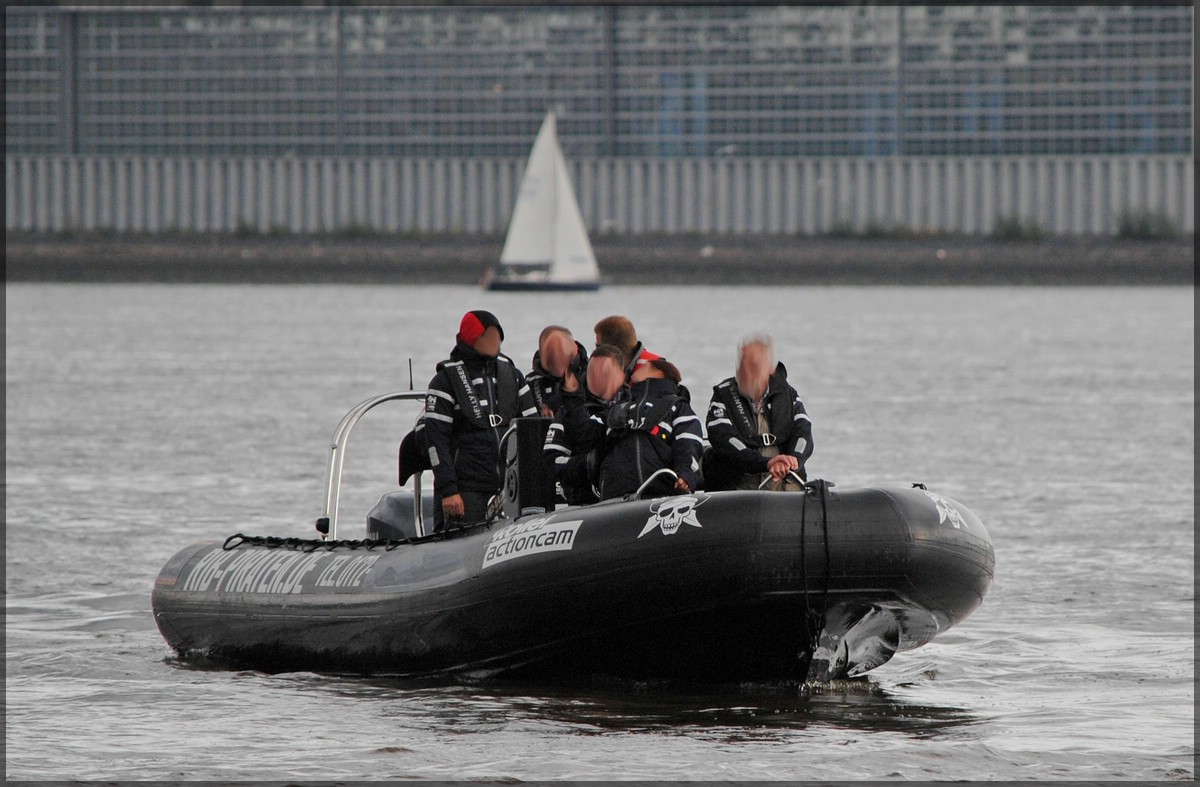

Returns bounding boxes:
[704,364,813,487]
[542,383,622,505]
[597,377,704,500]
[424,341,538,499]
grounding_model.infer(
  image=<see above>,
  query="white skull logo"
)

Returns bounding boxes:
[920,490,968,530]
[638,495,705,538]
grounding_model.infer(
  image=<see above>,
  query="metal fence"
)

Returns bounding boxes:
[6,154,1194,236]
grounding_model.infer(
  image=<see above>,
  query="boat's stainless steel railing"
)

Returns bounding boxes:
[316,390,427,541]
[758,470,808,489]
[634,468,679,499]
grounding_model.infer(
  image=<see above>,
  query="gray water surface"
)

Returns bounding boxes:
[5,283,1194,780]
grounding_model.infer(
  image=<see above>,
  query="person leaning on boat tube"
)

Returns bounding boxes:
[703,333,813,492]
[424,310,538,529]
[593,315,662,383]
[526,325,589,418]
[595,357,704,500]
[542,343,628,505]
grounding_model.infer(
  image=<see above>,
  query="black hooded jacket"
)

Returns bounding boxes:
[423,340,538,499]
[597,376,704,500]
[542,381,623,505]
[704,361,813,488]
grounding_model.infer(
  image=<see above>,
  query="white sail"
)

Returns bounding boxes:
[494,111,600,288]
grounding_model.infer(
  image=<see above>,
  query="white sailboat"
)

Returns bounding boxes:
[484,110,601,291]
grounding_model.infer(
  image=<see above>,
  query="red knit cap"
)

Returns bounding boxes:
[457,310,504,346]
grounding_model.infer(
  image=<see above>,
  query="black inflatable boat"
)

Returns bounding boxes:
[152,392,995,683]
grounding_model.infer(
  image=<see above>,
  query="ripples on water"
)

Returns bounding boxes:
[5,283,1194,780]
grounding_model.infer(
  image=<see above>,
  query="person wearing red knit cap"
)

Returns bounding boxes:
[422,310,538,529]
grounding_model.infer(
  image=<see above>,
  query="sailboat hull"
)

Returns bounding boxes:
[485,278,601,292]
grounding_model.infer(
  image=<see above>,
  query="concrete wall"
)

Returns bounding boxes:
[6,154,1194,236]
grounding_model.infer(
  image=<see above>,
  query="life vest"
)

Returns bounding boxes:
[400,354,521,485]
[609,391,684,441]
[633,395,683,438]
[440,355,520,429]
[528,373,548,413]
[711,376,795,447]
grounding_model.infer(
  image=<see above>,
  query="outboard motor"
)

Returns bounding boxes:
[501,417,556,520]
[367,487,437,539]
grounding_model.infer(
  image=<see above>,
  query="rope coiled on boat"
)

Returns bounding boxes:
[222,534,414,552]
[221,520,485,552]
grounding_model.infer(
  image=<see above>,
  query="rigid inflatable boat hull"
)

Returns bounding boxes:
[152,486,993,682]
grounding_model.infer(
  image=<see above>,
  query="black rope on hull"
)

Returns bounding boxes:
[799,479,833,657]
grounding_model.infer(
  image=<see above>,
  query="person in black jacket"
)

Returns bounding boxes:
[527,325,589,418]
[596,358,704,500]
[704,333,813,492]
[542,344,627,505]
[424,310,538,529]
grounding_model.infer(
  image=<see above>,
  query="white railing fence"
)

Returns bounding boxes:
[6,154,1194,237]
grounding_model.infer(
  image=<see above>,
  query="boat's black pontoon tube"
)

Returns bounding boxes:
[152,394,995,683]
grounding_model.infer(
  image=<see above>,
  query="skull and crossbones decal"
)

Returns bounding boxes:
[638,495,705,538]
[920,489,968,531]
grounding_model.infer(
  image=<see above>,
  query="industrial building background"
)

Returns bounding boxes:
[5,5,1195,236]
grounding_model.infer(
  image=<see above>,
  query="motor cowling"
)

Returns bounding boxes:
[501,417,556,519]
[367,488,437,539]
